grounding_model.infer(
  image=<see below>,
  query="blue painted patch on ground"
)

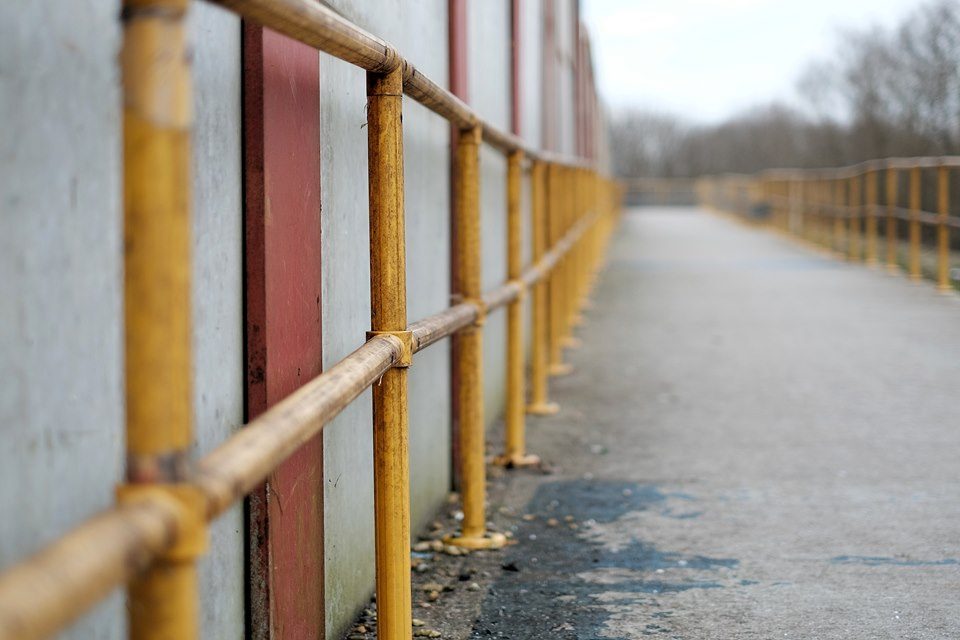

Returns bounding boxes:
[660,508,704,520]
[831,555,959,567]
[610,256,840,273]
[469,480,742,640]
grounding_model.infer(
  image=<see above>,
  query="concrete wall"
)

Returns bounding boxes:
[469,1,512,432]
[556,0,578,156]
[0,1,595,638]
[0,2,124,636]
[0,2,244,637]
[520,0,544,151]
[320,2,451,638]
[190,5,245,639]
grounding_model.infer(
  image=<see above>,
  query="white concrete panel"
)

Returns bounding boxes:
[479,147,509,431]
[402,94,452,532]
[469,1,511,130]
[0,3,244,637]
[519,1,542,353]
[521,0,544,150]
[469,3,512,429]
[319,52,375,640]
[558,0,578,156]
[558,56,576,156]
[0,1,124,636]
[189,5,244,639]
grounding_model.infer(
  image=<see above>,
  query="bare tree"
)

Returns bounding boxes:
[610,0,960,178]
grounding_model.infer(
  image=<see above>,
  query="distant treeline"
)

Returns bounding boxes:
[611,0,960,178]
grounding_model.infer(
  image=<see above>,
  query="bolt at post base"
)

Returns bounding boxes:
[492,453,541,468]
[527,402,560,416]
[444,531,508,550]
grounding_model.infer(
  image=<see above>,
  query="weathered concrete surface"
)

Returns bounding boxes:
[467,208,960,639]
[0,3,244,637]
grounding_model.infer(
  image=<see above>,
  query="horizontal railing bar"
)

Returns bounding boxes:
[524,214,597,286]
[408,212,600,354]
[195,334,402,518]
[536,150,594,170]
[758,155,960,181]
[204,0,590,169]
[481,125,529,157]
[761,195,960,225]
[410,303,477,353]
[482,281,524,314]
[0,500,180,640]
[210,0,399,73]
[402,63,477,130]
[0,201,605,638]
[0,336,402,640]
[484,213,598,312]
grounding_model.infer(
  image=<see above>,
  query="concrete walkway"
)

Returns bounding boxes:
[470,208,960,639]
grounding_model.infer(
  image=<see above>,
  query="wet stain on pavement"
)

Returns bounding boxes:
[469,480,741,639]
[831,555,959,567]
[609,256,841,273]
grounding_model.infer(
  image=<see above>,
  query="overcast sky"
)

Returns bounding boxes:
[582,0,927,123]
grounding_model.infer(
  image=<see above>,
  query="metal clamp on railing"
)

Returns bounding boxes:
[463,297,487,327]
[116,484,208,560]
[507,279,528,301]
[366,330,413,367]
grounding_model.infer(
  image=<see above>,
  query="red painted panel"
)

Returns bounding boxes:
[449,0,469,103]
[243,24,324,640]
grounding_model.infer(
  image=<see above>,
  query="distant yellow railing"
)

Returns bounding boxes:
[0,1,621,639]
[699,157,960,291]
[625,177,699,207]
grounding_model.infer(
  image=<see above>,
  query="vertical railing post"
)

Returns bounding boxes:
[834,178,845,255]
[548,165,572,376]
[120,0,206,638]
[564,169,584,344]
[578,169,590,317]
[589,169,601,291]
[571,169,585,325]
[527,161,559,416]
[792,179,800,236]
[866,167,878,265]
[447,125,505,550]
[825,179,833,246]
[809,179,815,240]
[806,178,816,241]
[814,179,829,244]
[559,167,577,349]
[496,150,540,466]
[849,174,861,261]
[886,165,898,272]
[366,66,413,640]
[800,179,808,238]
[909,167,922,280]
[937,164,951,291]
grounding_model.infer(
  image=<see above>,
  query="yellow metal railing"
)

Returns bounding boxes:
[699,157,960,291]
[625,177,700,207]
[0,1,621,639]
